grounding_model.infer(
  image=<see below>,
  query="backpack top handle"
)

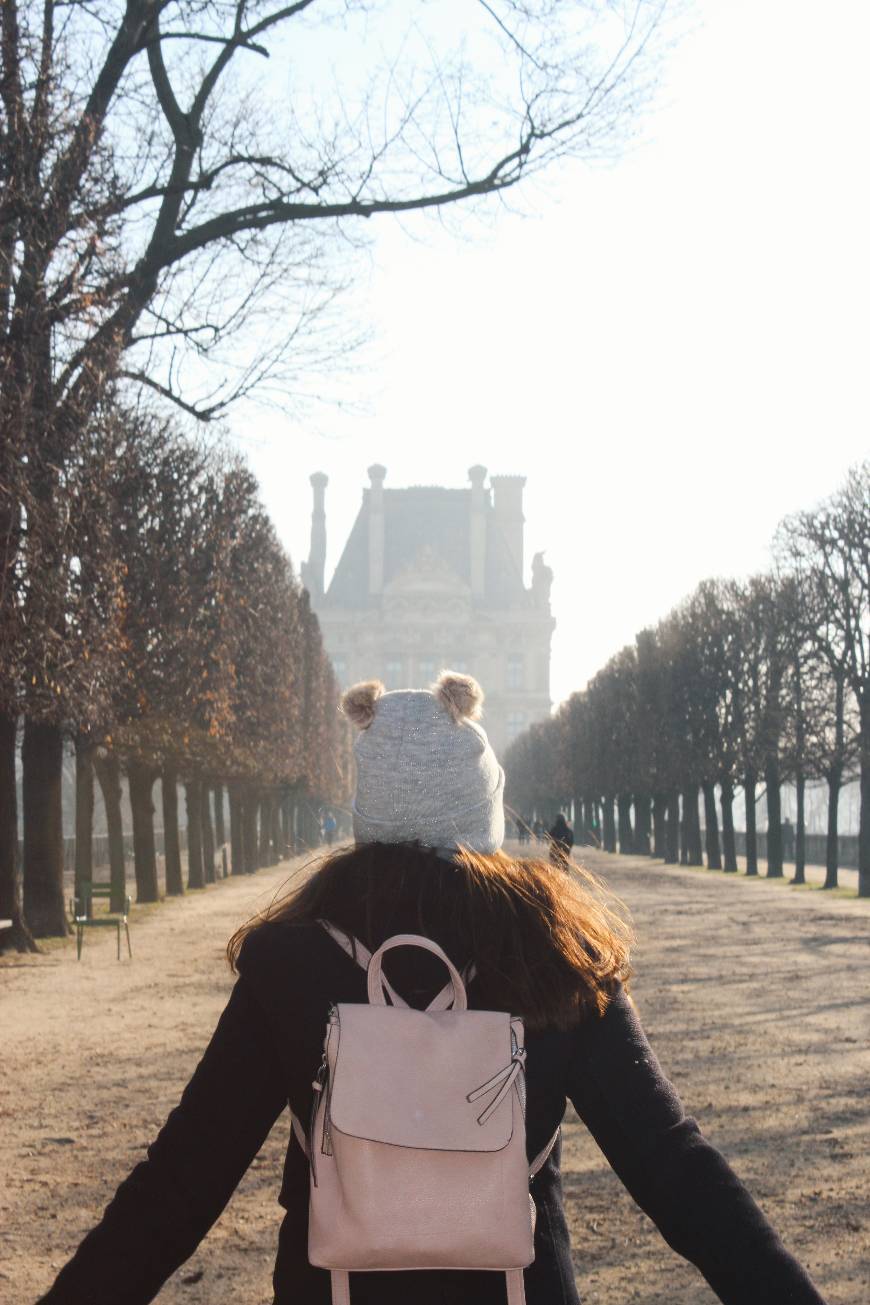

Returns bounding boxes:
[366,933,468,1012]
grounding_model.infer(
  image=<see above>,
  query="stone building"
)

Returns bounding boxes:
[301,465,555,757]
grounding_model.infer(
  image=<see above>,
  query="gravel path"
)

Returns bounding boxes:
[3,847,868,1304]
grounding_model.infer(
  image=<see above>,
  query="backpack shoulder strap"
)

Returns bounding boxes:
[330,1268,527,1305]
[318,919,407,1007]
[290,1111,309,1158]
[318,918,476,1011]
[529,1126,560,1179]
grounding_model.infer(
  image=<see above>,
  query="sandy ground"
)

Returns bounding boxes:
[3,846,869,1305]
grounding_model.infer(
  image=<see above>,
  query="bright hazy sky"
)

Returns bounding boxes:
[230,0,869,710]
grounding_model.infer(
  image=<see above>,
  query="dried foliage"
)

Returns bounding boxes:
[93,406,350,796]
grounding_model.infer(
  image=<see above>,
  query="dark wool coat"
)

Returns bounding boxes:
[39,915,827,1305]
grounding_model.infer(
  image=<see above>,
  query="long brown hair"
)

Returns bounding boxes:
[227,842,634,1032]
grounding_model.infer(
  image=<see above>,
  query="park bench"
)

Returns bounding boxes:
[69,884,132,961]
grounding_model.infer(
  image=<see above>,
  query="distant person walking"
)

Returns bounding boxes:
[548,812,574,866]
[322,811,337,846]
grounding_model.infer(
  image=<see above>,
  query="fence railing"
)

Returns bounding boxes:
[19,828,862,873]
[17,828,191,874]
[731,830,858,870]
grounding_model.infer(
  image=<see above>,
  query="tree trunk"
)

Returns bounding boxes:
[213,785,226,849]
[280,793,291,857]
[594,799,604,845]
[258,794,271,867]
[678,791,689,865]
[74,736,95,900]
[570,793,582,844]
[790,638,807,884]
[22,718,68,937]
[201,783,216,884]
[616,794,633,855]
[633,794,651,855]
[764,758,783,877]
[652,793,667,859]
[720,778,737,872]
[602,796,616,853]
[792,772,806,885]
[185,779,205,889]
[286,792,298,854]
[94,752,127,912]
[307,799,318,848]
[664,791,679,864]
[243,788,259,873]
[271,800,282,862]
[128,761,160,903]
[684,784,703,866]
[823,765,841,890]
[0,712,36,952]
[857,693,869,898]
[579,800,589,846]
[702,781,721,869]
[162,770,183,896]
[229,785,244,875]
[744,769,758,875]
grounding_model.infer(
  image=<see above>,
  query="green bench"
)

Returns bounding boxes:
[69,884,132,961]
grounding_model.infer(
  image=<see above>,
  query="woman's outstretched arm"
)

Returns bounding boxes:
[37,955,288,1305]
[565,987,827,1305]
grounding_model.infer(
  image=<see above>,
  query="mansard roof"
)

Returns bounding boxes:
[323,484,524,609]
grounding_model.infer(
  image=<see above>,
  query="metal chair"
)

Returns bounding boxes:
[69,884,132,960]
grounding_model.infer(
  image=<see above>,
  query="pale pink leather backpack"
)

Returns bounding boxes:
[289,921,559,1305]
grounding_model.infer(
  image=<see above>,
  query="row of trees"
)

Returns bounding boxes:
[506,464,870,897]
[1,403,348,949]
[0,0,667,948]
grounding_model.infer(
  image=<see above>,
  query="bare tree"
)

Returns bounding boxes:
[655,611,707,867]
[724,577,788,877]
[504,716,565,831]
[634,626,680,861]
[10,416,124,937]
[777,576,813,883]
[776,463,869,895]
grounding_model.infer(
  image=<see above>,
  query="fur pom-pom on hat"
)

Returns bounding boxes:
[434,670,484,723]
[340,679,384,729]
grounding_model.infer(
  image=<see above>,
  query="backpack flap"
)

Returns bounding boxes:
[308,930,535,1283]
[328,1004,517,1152]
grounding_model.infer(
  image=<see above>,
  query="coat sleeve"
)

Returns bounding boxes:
[36,944,288,1305]
[565,987,827,1305]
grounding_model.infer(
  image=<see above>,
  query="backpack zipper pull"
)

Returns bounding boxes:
[318,1008,339,1159]
[466,1040,527,1127]
[310,1054,329,1186]
[322,1064,335,1156]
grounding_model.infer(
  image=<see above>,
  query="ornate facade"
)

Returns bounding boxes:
[301,465,554,757]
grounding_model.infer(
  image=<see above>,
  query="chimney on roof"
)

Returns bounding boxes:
[367,463,386,595]
[468,464,487,596]
[301,471,328,601]
[490,474,526,586]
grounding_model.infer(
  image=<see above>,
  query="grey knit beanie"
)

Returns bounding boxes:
[341,671,505,855]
